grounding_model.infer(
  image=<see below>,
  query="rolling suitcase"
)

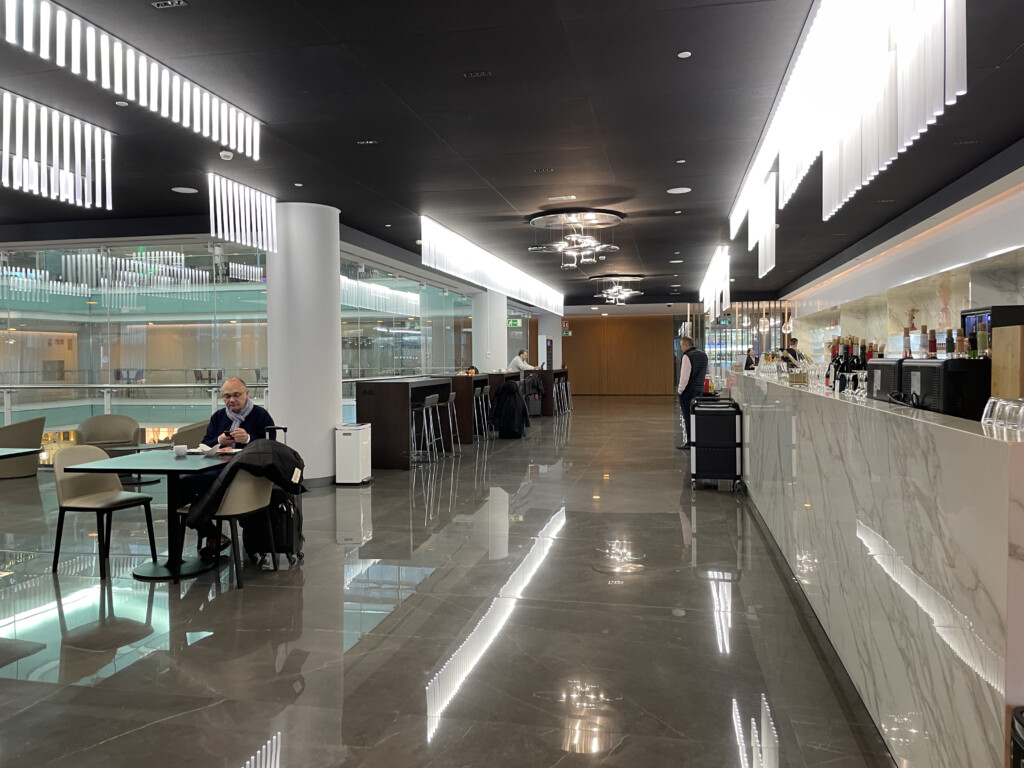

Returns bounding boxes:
[242,425,305,566]
[689,396,742,491]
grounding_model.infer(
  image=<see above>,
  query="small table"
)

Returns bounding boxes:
[0,447,41,460]
[65,450,231,583]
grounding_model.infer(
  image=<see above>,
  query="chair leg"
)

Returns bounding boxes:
[52,508,66,573]
[263,509,279,571]
[228,519,244,588]
[105,512,114,575]
[96,511,108,580]
[143,502,157,563]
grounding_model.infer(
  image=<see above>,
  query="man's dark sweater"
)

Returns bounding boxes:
[201,404,275,447]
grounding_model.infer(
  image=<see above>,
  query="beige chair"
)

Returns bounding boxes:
[75,414,140,456]
[52,445,157,579]
[179,469,277,588]
[172,420,208,449]
[0,417,45,478]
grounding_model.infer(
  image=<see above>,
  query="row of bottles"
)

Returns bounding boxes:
[824,336,877,391]
[900,324,990,360]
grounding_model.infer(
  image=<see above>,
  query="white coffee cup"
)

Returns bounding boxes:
[173,444,188,457]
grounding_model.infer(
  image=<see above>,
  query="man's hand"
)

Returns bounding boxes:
[218,428,249,446]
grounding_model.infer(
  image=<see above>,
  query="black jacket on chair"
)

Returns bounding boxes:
[186,439,306,531]
[491,380,530,439]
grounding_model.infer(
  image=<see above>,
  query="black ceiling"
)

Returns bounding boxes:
[1,0,1023,306]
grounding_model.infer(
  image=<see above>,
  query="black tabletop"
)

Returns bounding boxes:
[64,450,229,476]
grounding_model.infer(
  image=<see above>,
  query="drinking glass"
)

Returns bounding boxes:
[1002,400,1023,429]
[981,397,999,423]
[992,399,1009,427]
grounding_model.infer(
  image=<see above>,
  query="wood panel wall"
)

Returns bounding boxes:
[562,315,676,395]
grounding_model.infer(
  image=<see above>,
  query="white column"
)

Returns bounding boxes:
[268,202,341,483]
[471,290,508,371]
[538,312,563,368]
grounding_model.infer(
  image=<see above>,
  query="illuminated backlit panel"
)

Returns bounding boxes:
[420,216,563,315]
[730,0,968,273]
[208,173,277,252]
[339,275,419,315]
[1,0,261,159]
[700,246,730,320]
[0,88,112,209]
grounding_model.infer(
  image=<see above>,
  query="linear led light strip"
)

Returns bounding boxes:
[699,245,730,320]
[425,507,566,742]
[420,216,564,315]
[228,262,264,282]
[729,0,967,276]
[3,0,260,159]
[339,274,420,315]
[1,89,111,208]
[208,173,277,252]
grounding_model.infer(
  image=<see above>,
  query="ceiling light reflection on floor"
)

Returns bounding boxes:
[592,540,645,573]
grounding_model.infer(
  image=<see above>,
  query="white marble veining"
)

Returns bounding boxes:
[734,375,1024,768]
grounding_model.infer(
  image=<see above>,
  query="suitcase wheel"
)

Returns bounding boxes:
[287,554,297,566]
[248,552,260,566]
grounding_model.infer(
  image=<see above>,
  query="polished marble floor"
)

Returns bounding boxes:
[0,397,895,767]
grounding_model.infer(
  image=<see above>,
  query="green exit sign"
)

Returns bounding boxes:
[507,318,522,327]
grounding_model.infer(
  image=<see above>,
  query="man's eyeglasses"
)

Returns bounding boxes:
[222,392,245,401]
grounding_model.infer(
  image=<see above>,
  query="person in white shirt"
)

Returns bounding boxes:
[508,349,540,372]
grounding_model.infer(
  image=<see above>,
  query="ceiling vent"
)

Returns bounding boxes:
[151,0,188,8]
[462,71,492,79]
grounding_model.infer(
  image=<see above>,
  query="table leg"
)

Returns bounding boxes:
[132,475,215,583]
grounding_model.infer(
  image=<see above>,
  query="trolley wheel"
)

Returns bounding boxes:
[287,554,297,566]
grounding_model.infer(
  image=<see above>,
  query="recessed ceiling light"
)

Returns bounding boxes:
[547,194,577,201]
[415,239,422,245]
[590,306,598,310]
[669,259,683,264]
[667,187,692,195]
[677,51,692,59]
[675,159,686,164]
[114,101,129,107]
[674,210,682,215]
[171,186,198,194]
[294,182,303,187]
[673,274,678,277]
[730,278,736,282]
[601,313,608,316]
[356,139,378,145]
[673,251,680,255]
[670,284,681,287]
[384,224,392,228]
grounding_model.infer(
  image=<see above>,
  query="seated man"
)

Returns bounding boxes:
[185,377,275,559]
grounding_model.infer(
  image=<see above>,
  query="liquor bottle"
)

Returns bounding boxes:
[902,327,912,359]
[969,325,978,359]
[860,339,867,364]
[866,342,875,362]
[918,325,929,358]
[978,322,989,358]
[825,338,840,388]
[927,329,937,358]
[945,328,954,357]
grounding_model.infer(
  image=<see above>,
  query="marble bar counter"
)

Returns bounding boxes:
[732,374,1024,768]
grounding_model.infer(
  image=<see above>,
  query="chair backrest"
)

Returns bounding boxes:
[53,445,122,505]
[194,370,205,383]
[424,394,439,408]
[215,470,275,518]
[447,392,456,404]
[172,420,208,448]
[76,414,139,447]
[0,416,45,478]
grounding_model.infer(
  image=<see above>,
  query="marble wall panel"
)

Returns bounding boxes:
[734,376,1016,768]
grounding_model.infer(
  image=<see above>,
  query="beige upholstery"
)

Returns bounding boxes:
[0,417,44,478]
[179,469,276,588]
[52,445,156,578]
[76,414,140,454]
[172,420,208,449]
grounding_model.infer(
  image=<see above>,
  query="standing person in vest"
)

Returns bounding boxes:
[677,336,708,450]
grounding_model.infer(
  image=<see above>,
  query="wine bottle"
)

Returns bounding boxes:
[969,325,978,359]
[902,327,912,359]
[918,325,929,358]
[945,328,954,357]
[927,329,937,359]
[978,322,989,358]
[866,342,875,362]
[860,339,867,365]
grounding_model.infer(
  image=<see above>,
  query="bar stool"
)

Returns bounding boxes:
[564,378,573,411]
[442,391,461,453]
[424,394,447,459]
[473,386,493,439]
[410,395,438,463]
